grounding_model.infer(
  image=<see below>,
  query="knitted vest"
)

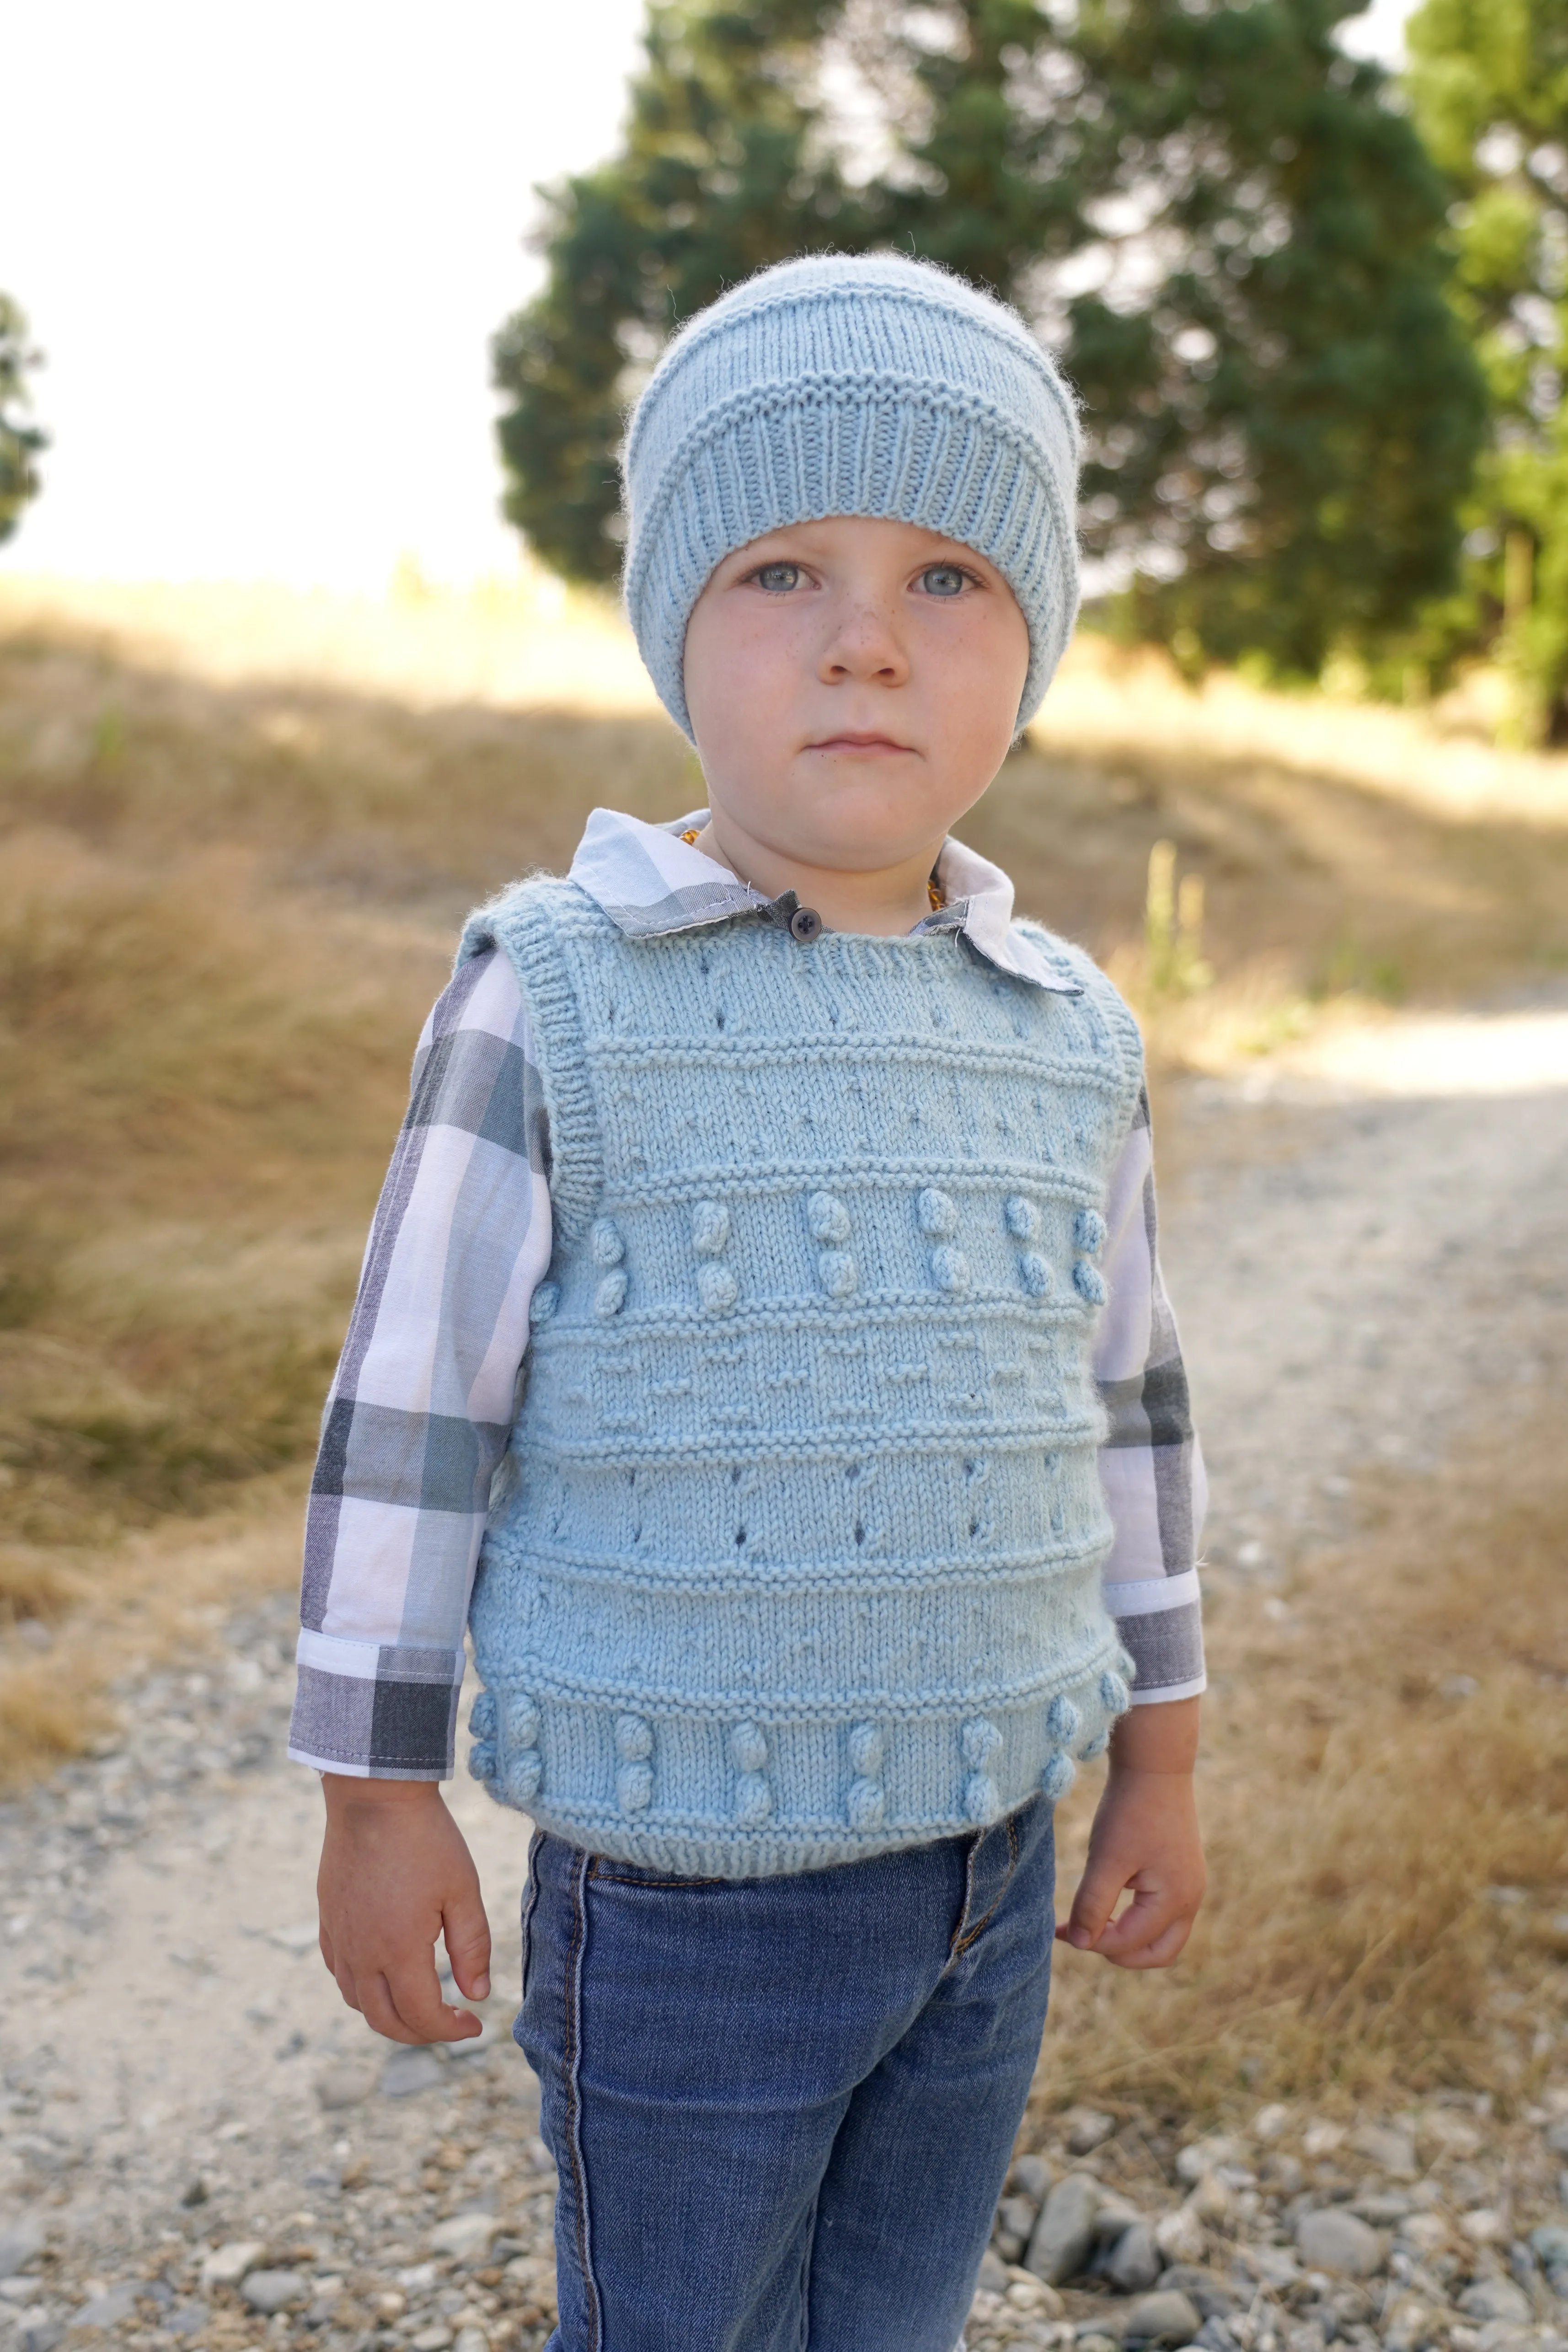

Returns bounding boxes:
[460,877,1143,1877]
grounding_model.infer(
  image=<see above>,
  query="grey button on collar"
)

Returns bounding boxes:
[788,905,824,943]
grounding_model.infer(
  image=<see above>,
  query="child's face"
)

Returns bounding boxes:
[682,516,1031,874]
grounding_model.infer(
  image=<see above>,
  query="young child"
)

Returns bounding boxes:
[291,252,1207,2352]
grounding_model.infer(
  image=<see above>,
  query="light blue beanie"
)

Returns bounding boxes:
[621,252,1082,740]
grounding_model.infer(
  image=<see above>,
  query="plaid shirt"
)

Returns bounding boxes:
[290,812,1206,1780]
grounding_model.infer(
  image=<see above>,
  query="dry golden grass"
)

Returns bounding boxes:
[1,578,1566,2109]
[1038,1410,1568,2119]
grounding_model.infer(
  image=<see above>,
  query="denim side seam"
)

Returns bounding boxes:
[519,1830,543,2006]
[563,1848,602,2352]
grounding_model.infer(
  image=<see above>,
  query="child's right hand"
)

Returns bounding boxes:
[316,1776,492,2044]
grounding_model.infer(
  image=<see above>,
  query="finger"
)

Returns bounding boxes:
[332,1958,365,2014]
[1057,1853,1128,1950]
[443,1886,492,2005]
[1092,1884,1177,1960]
[318,1923,336,1976]
[358,1970,427,2045]
[1100,1913,1193,1972]
[384,1953,478,2044]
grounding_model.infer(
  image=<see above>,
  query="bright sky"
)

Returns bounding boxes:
[1,0,1413,591]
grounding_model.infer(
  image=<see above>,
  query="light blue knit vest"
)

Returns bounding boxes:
[459,877,1142,1877]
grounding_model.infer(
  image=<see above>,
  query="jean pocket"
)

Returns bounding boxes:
[588,1855,724,1890]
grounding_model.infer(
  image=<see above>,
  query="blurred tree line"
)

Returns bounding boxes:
[0,296,45,545]
[496,0,1568,741]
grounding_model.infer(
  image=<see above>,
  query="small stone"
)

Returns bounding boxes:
[1157,2266,1241,2320]
[1294,2210,1385,2278]
[1154,2207,1208,2266]
[1382,2292,1449,2352]
[1025,2172,1102,2285]
[1012,2154,1054,2204]
[1352,2193,1414,2225]
[453,2329,488,2352]
[1176,2138,1242,2185]
[1068,2110,1118,2155]
[976,2249,1010,2293]
[1252,2105,1292,2143]
[410,2329,453,2352]
[239,2271,310,2316]
[1461,2210,1509,2245]
[69,2284,142,2333]
[1547,2121,1568,2159]
[1531,2226,1568,2268]
[1120,2289,1203,2344]
[0,2220,46,2278]
[178,2176,209,2207]
[1458,2280,1533,2325]
[381,2047,447,2099]
[428,2214,500,2264]
[1301,2121,1346,2159]
[1103,2223,1162,2295]
[20,2321,63,2352]
[200,2241,268,2289]
[1004,2266,1065,2317]
[314,2063,377,2111]
[1350,2123,1418,2179]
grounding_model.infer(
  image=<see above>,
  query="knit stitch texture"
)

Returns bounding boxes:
[456,879,1140,1877]
[621,252,1081,739]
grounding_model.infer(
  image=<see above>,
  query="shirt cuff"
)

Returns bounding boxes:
[1105,1568,1207,1703]
[288,1628,465,1779]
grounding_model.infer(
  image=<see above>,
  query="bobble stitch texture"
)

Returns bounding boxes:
[595,1270,629,1318]
[591,1218,626,1267]
[1078,1730,1109,1762]
[965,1773,1002,1825]
[847,1779,885,1831]
[917,1186,959,1239]
[528,1281,560,1328]
[735,1772,772,1824]
[468,1741,497,1782]
[930,1245,969,1294]
[807,1192,851,1245]
[1045,1693,1080,1745]
[1041,1752,1076,1803]
[1018,1251,1053,1297]
[503,1694,541,1749]
[729,1720,768,1774]
[1099,1669,1131,1715]
[469,1691,497,1741]
[847,1721,883,1776]
[615,1713,653,1762]
[507,1749,544,1802]
[1074,1207,1108,1255]
[698,1262,739,1314]
[1004,1195,1038,1240]
[691,1200,730,1256]
[819,1249,857,1298]
[616,1762,653,1812]
[1073,1260,1108,1306]
[961,1716,1002,1768]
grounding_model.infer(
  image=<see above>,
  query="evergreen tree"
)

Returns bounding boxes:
[0,295,46,546]
[1406,0,1568,737]
[495,0,1485,677]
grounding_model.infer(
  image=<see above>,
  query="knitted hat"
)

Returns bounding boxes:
[620,251,1081,740]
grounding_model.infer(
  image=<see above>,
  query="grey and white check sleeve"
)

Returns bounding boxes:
[288,948,552,1779]
[1094,1089,1208,1704]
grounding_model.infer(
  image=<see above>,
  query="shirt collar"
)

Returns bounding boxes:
[566,806,1083,995]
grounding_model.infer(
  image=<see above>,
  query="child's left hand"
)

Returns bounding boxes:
[1056,1696,1205,1969]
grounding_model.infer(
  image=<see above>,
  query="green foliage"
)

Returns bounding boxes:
[0,296,46,546]
[1405,0,1568,739]
[495,0,1486,675]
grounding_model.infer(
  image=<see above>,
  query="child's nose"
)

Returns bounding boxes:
[819,600,910,686]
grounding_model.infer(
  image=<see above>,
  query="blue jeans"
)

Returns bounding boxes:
[514,1795,1055,2352]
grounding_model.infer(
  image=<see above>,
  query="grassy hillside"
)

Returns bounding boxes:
[1,576,1565,2107]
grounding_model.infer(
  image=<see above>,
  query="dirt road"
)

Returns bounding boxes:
[2,1006,1566,2350]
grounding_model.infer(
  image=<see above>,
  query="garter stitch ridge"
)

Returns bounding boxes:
[458,879,1139,1878]
[620,252,1082,738]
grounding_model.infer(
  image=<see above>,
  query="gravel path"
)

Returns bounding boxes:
[3,1017,1566,2352]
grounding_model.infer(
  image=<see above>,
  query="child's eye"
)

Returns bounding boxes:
[919,565,969,597]
[753,563,803,592]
